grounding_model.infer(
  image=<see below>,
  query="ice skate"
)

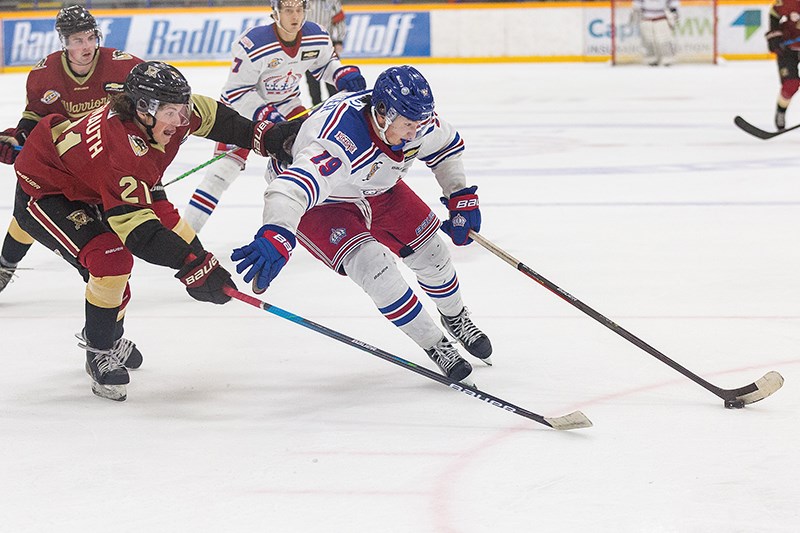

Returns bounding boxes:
[440,307,493,365]
[77,333,130,401]
[425,336,474,386]
[0,263,16,294]
[775,109,786,131]
[114,337,143,369]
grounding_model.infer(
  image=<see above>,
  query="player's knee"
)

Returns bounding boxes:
[78,232,133,277]
[781,79,800,99]
[403,234,453,277]
[79,233,132,309]
[342,241,401,293]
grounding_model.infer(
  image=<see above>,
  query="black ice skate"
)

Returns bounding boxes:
[0,263,16,294]
[425,336,474,386]
[440,307,493,365]
[114,337,143,369]
[76,333,130,401]
[776,109,786,131]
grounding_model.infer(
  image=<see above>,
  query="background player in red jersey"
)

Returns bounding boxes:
[765,0,800,130]
[0,5,142,295]
[12,61,300,401]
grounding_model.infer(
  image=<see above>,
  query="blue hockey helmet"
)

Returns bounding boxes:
[371,65,435,123]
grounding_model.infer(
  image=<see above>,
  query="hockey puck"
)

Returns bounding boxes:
[724,398,746,409]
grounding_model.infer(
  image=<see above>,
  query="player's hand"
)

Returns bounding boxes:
[440,186,481,246]
[230,224,295,294]
[333,66,367,92]
[254,104,286,123]
[251,119,303,165]
[766,30,784,53]
[0,128,25,165]
[176,251,236,304]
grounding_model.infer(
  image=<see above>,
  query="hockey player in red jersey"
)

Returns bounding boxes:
[765,0,800,129]
[0,5,142,295]
[12,61,301,401]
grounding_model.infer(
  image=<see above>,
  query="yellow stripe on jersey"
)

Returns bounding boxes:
[191,94,219,138]
[107,208,160,245]
[86,273,130,309]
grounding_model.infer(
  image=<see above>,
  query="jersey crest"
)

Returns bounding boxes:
[111,50,133,60]
[267,57,284,69]
[329,227,347,244]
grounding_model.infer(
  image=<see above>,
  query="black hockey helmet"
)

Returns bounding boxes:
[124,61,192,115]
[55,5,101,44]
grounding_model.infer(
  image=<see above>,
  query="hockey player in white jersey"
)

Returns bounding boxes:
[230,65,492,385]
[183,0,365,232]
[631,0,680,66]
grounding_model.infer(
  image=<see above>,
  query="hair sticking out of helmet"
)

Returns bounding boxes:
[370,65,435,146]
[124,62,193,134]
[55,5,101,46]
[270,0,308,34]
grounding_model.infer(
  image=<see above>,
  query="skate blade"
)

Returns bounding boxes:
[459,375,476,388]
[91,382,127,402]
[478,356,493,366]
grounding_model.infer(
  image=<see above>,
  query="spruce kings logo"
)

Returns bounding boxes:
[732,10,762,40]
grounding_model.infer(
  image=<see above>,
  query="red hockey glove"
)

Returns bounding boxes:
[251,119,303,165]
[176,251,236,304]
[0,128,25,165]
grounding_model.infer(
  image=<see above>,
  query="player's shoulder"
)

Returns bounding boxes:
[301,21,330,38]
[313,93,373,162]
[28,51,62,76]
[100,47,141,63]
[238,23,279,51]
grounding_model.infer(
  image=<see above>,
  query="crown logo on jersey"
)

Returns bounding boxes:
[66,209,94,230]
[128,134,149,156]
[329,228,347,245]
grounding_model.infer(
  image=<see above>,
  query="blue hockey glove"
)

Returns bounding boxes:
[254,104,286,123]
[440,186,481,246]
[230,224,295,294]
[333,66,367,92]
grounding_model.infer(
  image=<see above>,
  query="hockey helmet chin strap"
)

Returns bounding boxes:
[370,105,406,151]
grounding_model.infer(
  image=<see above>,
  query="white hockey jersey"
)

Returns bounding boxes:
[633,0,679,21]
[219,21,344,120]
[262,91,468,233]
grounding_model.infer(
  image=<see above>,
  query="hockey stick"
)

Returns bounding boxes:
[162,103,322,188]
[733,115,800,140]
[223,286,592,430]
[469,231,784,408]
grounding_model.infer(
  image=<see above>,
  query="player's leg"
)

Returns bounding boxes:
[305,71,322,106]
[296,203,473,383]
[0,183,37,294]
[774,51,800,130]
[15,191,133,400]
[639,20,658,66]
[183,144,248,232]
[654,19,677,66]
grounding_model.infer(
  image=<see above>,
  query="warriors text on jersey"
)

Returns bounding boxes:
[262,91,467,233]
[220,21,345,119]
[22,47,142,124]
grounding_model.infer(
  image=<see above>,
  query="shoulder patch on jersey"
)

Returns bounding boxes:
[41,90,61,105]
[240,35,255,50]
[103,82,125,93]
[32,58,48,70]
[111,50,133,60]
[301,50,320,61]
[128,134,149,157]
[334,131,357,154]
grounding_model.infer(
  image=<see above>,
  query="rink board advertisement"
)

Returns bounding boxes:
[0,2,777,68]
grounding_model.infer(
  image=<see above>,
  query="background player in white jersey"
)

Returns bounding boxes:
[631,0,680,66]
[230,65,491,385]
[183,0,366,233]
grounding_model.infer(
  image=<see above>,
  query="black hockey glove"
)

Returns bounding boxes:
[766,30,784,53]
[0,128,26,165]
[251,118,303,165]
[176,251,236,304]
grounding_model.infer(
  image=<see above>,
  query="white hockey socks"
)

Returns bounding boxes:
[403,235,465,318]
[183,158,242,232]
[342,240,443,350]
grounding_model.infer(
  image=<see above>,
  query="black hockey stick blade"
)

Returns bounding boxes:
[224,287,592,430]
[470,231,785,408]
[733,115,800,139]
